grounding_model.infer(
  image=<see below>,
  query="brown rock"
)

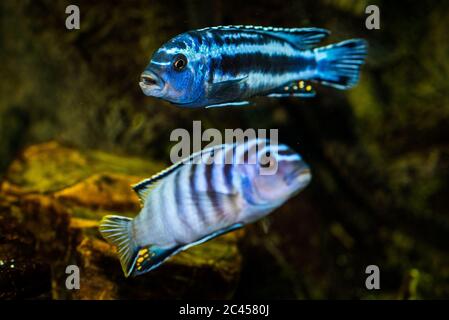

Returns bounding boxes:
[0,142,243,299]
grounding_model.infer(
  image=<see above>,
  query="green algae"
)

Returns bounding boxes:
[5,142,164,194]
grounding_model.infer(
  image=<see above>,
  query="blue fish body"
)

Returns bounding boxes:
[139,25,368,108]
[99,139,312,276]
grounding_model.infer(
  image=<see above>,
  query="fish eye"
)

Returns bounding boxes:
[173,54,187,71]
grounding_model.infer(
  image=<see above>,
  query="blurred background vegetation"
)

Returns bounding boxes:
[1,0,448,299]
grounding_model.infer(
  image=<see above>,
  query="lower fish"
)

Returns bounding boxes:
[99,139,312,277]
[139,25,368,108]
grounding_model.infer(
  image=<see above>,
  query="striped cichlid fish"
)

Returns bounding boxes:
[99,139,311,277]
[139,25,368,108]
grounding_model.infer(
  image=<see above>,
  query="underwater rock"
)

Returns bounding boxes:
[69,231,241,299]
[0,202,52,299]
[0,142,243,299]
[54,173,141,212]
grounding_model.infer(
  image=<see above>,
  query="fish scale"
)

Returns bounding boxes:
[203,31,310,90]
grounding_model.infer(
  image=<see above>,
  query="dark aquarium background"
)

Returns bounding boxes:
[1,0,448,299]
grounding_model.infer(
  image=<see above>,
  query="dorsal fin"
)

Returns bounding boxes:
[132,161,184,206]
[198,25,330,49]
[132,144,229,206]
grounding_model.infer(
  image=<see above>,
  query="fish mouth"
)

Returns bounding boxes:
[139,70,164,95]
[294,168,312,189]
[285,166,312,187]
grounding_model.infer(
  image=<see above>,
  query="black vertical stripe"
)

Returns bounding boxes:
[190,164,208,225]
[211,32,225,47]
[222,161,240,218]
[223,145,235,192]
[241,140,259,164]
[209,57,218,83]
[222,144,241,218]
[223,164,233,192]
[223,34,233,45]
[205,162,224,221]
[187,31,203,48]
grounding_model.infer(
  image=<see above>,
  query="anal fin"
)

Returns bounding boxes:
[131,223,244,276]
[133,246,180,275]
[268,80,316,98]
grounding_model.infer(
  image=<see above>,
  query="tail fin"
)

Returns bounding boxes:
[314,39,368,90]
[99,215,139,277]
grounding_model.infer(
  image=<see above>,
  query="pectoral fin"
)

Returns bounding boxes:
[99,215,139,277]
[207,77,248,102]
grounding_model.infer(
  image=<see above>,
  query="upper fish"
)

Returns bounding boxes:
[139,25,368,108]
[99,139,312,277]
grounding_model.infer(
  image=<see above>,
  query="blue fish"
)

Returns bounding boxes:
[139,25,368,108]
[99,139,311,277]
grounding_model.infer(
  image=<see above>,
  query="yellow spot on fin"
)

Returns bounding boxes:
[135,248,152,269]
[268,80,315,98]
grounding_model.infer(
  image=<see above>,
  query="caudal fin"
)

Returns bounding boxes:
[314,39,368,90]
[99,215,139,277]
